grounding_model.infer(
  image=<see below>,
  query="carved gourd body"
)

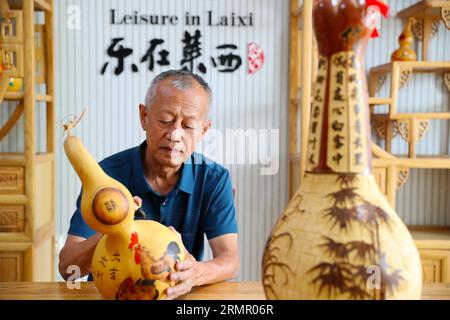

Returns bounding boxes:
[262,0,422,300]
[64,133,185,300]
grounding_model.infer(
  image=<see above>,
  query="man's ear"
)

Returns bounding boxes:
[139,104,148,130]
[202,120,212,137]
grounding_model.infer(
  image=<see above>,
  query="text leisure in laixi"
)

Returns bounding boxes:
[110,9,254,27]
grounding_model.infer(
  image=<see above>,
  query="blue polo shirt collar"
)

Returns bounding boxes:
[178,157,194,195]
[132,142,152,197]
[132,141,194,196]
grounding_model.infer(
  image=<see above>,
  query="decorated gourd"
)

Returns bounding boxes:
[63,111,186,300]
[0,55,22,92]
[7,76,22,92]
[262,0,422,300]
[0,65,9,98]
[392,18,417,62]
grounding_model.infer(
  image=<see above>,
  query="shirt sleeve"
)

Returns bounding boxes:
[67,188,96,239]
[204,170,238,240]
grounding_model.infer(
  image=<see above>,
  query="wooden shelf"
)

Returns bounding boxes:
[397,0,449,20]
[371,112,450,120]
[371,61,450,74]
[369,98,392,105]
[3,92,23,101]
[36,94,52,102]
[0,152,54,165]
[0,153,26,165]
[35,152,53,164]
[0,194,27,205]
[373,155,450,169]
[290,97,395,106]
[6,0,52,12]
[369,61,450,124]
[3,92,53,102]
[410,227,450,249]
[292,150,450,169]
[33,0,51,12]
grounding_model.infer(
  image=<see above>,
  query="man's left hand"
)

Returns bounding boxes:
[165,256,205,300]
[165,226,205,300]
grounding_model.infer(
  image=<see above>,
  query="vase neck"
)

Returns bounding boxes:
[305,50,372,175]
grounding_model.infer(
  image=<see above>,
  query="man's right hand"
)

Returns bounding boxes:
[58,233,103,281]
[133,196,142,209]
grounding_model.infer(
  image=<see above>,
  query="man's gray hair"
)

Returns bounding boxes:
[145,70,212,111]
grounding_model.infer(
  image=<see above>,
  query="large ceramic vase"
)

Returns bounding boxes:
[262,0,422,300]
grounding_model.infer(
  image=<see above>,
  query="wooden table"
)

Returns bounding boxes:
[0,281,265,300]
[0,281,449,300]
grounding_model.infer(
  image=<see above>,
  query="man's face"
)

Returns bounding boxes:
[139,80,211,168]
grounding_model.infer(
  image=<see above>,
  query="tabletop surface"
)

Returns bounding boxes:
[0,281,449,300]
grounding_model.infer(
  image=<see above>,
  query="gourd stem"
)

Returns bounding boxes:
[62,108,87,137]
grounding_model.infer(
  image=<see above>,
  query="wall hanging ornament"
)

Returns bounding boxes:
[63,110,186,300]
[262,0,422,300]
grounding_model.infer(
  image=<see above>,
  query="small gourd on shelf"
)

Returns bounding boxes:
[0,57,23,93]
[62,110,186,300]
[392,18,417,62]
[7,76,23,92]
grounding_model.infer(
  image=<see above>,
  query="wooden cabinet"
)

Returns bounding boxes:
[0,251,24,281]
[0,166,24,194]
[0,0,55,282]
[0,205,24,233]
[419,250,450,283]
[412,229,450,284]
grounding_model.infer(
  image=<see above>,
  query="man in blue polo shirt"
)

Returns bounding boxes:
[59,70,239,299]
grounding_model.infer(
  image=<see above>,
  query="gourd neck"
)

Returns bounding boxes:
[306,0,373,175]
[305,51,373,175]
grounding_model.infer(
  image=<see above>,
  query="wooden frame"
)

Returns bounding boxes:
[0,0,55,282]
[34,24,46,84]
[369,61,450,157]
[288,0,299,197]
[289,0,313,197]
[0,10,23,44]
[0,43,24,77]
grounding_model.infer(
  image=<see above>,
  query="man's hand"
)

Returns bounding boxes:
[133,196,142,209]
[163,227,239,300]
[165,255,205,299]
[165,226,204,300]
